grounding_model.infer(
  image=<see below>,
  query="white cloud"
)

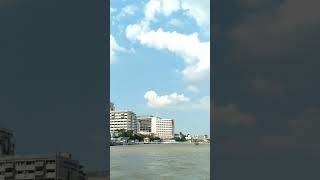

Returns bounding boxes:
[189,96,210,111]
[126,27,210,83]
[120,5,138,16]
[181,0,210,30]
[144,0,161,21]
[142,0,209,30]
[170,96,210,112]
[144,90,190,108]
[169,18,184,27]
[162,0,180,16]
[125,0,210,91]
[110,34,125,64]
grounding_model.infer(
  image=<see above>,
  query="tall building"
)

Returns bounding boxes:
[0,129,15,156]
[153,118,174,139]
[110,110,137,132]
[136,116,152,133]
[137,116,174,139]
[0,152,86,180]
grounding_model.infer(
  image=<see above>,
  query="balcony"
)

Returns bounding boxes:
[4,172,13,178]
[35,170,44,176]
[4,164,13,169]
[15,174,26,180]
[25,165,35,170]
[15,165,25,171]
[35,161,44,167]
[45,164,56,169]
[45,172,56,178]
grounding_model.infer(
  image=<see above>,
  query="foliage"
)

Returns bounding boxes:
[115,129,161,142]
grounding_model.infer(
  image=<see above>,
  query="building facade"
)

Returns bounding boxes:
[136,116,174,139]
[0,129,15,156]
[0,152,86,180]
[136,116,152,135]
[110,110,137,133]
[153,118,174,139]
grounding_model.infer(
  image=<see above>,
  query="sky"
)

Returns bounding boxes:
[0,0,107,171]
[110,0,210,136]
[213,0,320,179]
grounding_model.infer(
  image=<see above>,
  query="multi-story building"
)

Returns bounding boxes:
[110,110,137,133]
[136,116,152,135]
[153,118,174,139]
[0,152,86,180]
[0,129,15,156]
[136,116,174,139]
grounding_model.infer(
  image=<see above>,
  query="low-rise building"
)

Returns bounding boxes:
[0,152,86,180]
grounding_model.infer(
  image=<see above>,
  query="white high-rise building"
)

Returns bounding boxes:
[153,118,174,139]
[110,110,137,132]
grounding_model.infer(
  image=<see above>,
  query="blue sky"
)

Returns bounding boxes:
[110,0,210,136]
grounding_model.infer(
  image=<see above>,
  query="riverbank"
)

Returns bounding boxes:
[110,141,210,146]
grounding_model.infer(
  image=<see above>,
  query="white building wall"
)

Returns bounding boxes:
[150,117,174,139]
[110,111,137,132]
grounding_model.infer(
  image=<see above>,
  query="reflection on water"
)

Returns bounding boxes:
[111,143,210,180]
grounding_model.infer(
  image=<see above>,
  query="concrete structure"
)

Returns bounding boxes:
[136,116,174,139]
[0,129,15,156]
[153,118,174,139]
[0,152,86,180]
[110,110,137,133]
[136,116,152,135]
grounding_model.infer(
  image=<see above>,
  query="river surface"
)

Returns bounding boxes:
[111,143,210,180]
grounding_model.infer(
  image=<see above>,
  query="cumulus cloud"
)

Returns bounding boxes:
[181,0,210,30]
[144,0,162,21]
[110,34,125,64]
[125,0,210,91]
[144,90,190,108]
[127,27,210,82]
[162,0,180,16]
[126,26,209,86]
[120,5,138,16]
[179,96,210,112]
[169,18,184,27]
[143,0,209,29]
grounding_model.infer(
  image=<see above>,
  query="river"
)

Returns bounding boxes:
[111,143,210,180]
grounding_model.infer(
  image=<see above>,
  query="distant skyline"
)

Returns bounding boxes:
[110,0,210,136]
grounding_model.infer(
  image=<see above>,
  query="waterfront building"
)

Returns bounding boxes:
[136,116,174,139]
[0,129,15,156]
[153,118,174,139]
[110,110,137,133]
[136,116,152,135]
[0,152,86,180]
